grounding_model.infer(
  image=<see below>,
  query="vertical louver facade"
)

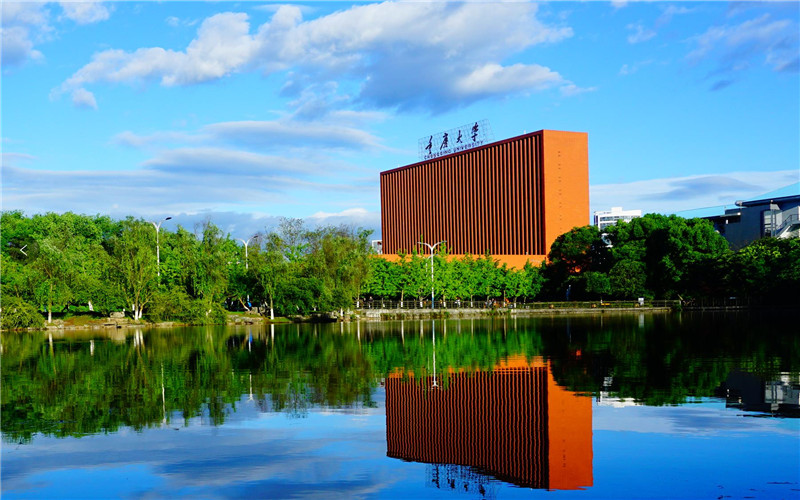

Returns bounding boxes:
[385,360,593,490]
[380,130,588,263]
[386,368,550,488]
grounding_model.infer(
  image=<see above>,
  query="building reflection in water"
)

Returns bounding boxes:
[385,356,593,492]
[718,371,800,417]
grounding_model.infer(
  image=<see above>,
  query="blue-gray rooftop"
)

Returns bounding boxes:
[745,182,800,203]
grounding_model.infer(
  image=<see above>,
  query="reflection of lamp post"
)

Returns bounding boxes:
[431,320,438,388]
[149,216,172,277]
[418,240,445,310]
[238,235,259,270]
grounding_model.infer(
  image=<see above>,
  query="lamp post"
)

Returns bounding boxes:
[238,235,259,270]
[149,216,172,277]
[417,240,446,310]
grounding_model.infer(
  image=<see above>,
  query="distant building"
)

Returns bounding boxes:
[675,182,800,250]
[593,207,642,230]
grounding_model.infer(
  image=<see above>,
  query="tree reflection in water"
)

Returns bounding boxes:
[1,312,797,450]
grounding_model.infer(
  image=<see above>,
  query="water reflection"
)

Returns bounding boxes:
[1,313,799,498]
[386,357,592,491]
[718,371,800,416]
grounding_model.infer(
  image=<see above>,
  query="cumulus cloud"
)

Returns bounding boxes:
[55,2,582,110]
[1,3,49,67]
[1,2,111,68]
[71,87,97,109]
[687,13,799,89]
[59,1,111,25]
[57,12,258,92]
[454,63,564,97]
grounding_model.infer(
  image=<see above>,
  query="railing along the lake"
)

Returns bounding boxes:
[355,299,680,310]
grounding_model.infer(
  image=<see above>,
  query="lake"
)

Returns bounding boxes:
[2,312,799,499]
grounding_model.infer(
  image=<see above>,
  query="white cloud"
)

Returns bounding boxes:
[2,152,37,165]
[143,147,319,177]
[59,1,110,25]
[55,2,580,111]
[454,63,564,97]
[111,114,384,153]
[307,207,380,231]
[1,154,373,225]
[656,5,692,28]
[58,12,258,93]
[0,3,50,67]
[619,60,653,76]
[687,13,799,85]
[560,83,598,96]
[207,120,383,150]
[111,130,202,149]
[71,87,97,109]
[627,23,656,44]
[1,25,44,66]
[1,2,110,68]
[591,170,800,215]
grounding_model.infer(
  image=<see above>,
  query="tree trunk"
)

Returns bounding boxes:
[269,297,274,320]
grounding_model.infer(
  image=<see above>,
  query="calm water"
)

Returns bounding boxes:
[2,312,799,499]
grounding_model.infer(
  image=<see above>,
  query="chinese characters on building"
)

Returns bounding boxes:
[419,120,493,161]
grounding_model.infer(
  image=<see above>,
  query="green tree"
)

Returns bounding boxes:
[607,214,729,298]
[251,233,287,320]
[107,221,158,320]
[609,259,648,299]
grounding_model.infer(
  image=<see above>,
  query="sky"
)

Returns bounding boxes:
[2,1,799,240]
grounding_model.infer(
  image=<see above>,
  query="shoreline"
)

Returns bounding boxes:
[0,305,699,333]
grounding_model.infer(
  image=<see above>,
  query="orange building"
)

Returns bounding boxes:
[380,129,588,268]
[385,358,593,490]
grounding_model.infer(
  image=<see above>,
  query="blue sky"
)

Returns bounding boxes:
[2,1,798,239]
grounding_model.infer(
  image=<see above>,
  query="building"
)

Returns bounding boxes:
[379,129,589,268]
[593,206,642,230]
[676,182,800,250]
[385,356,593,490]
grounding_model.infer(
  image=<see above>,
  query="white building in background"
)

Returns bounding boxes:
[594,207,642,230]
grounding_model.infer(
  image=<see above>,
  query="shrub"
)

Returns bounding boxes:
[1,296,45,329]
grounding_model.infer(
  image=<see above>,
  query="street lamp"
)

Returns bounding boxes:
[238,235,259,270]
[149,216,172,277]
[417,240,446,310]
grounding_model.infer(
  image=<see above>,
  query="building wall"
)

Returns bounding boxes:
[380,130,588,264]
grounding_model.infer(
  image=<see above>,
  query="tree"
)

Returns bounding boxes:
[607,214,729,298]
[305,227,373,315]
[107,221,158,320]
[399,252,429,306]
[609,259,648,299]
[542,225,607,299]
[363,257,402,302]
[251,233,287,320]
